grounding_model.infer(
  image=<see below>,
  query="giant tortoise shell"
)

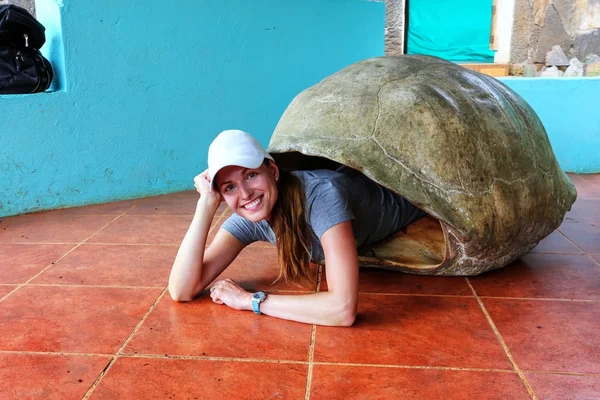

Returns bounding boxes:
[267,55,577,276]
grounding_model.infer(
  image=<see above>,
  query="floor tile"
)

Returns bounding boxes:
[483,299,600,374]
[313,295,511,369]
[0,353,111,400]
[89,357,307,400]
[0,286,161,353]
[87,215,192,245]
[578,174,600,187]
[214,244,318,292]
[126,191,200,215]
[0,243,73,284]
[469,253,600,300]
[564,199,600,223]
[40,199,139,216]
[0,214,116,243]
[568,175,600,199]
[123,295,311,360]
[530,230,582,254]
[321,268,472,295]
[31,244,177,287]
[526,372,600,400]
[591,254,600,264]
[311,365,530,400]
[559,221,600,253]
[0,285,17,298]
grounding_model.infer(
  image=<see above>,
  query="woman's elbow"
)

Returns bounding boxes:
[331,297,357,326]
[168,286,194,302]
[338,307,357,327]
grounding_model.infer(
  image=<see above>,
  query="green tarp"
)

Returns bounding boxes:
[407,0,494,61]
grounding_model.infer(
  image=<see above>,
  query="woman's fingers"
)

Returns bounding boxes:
[208,280,249,310]
[194,169,211,194]
[209,285,224,304]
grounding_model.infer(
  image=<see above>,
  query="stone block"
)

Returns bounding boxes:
[565,58,584,77]
[585,62,600,77]
[540,65,561,77]
[546,45,570,66]
[574,30,600,60]
[584,54,600,64]
[524,64,538,77]
[534,5,572,63]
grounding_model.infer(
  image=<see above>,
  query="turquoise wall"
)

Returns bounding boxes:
[498,77,600,174]
[0,0,385,217]
[1,1,598,218]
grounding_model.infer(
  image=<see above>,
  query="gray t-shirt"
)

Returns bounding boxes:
[221,168,425,262]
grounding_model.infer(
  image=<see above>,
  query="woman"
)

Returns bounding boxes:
[168,130,425,326]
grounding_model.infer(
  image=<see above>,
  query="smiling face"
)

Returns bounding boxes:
[215,160,279,222]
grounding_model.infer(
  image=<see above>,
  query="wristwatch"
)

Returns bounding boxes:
[251,291,267,315]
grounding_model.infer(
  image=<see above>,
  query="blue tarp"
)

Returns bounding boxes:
[407,0,494,61]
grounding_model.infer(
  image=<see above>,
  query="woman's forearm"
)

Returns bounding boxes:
[168,197,220,301]
[259,291,357,327]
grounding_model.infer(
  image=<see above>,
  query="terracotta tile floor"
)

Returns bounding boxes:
[0,175,599,400]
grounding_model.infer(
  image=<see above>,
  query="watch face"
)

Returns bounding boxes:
[252,292,266,301]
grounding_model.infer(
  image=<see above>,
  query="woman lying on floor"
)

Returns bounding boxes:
[168,130,425,326]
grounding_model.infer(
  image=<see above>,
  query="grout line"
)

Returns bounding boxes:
[315,265,323,294]
[357,292,475,298]
[304,265,323,400]
[267,290,316,294]
[208,208,227,236]
[556,229,587,254]
[304,326,316,400]
[312,361,516,373]
[24,284,166,289]
[0,350,111,357]
[122,214,199,217]
[478,296,600,303]
[466,278,538,400]
[7,349,577,375]
[0,286,22,303]
[70,351,525,373]
[524,370,600,378]
[575,175,600,188]
[1,242,180,246]
[529,250,584,255]
[82,286,168,400]
[586,254,600,268]
[556,229,600,269]
[4,206,230,248]
[0,242,80,245]
[0,206,137,304]
[117,287,168,356]
[121,353,309,364]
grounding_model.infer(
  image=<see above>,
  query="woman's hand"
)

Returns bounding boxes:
[209,279,253,311]
[194,169,222,207]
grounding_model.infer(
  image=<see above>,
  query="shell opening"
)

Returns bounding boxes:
[271,152,448,272]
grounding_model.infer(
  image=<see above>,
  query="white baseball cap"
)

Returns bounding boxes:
[208,129,274,189]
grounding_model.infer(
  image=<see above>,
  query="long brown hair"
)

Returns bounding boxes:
[268,169,313,287]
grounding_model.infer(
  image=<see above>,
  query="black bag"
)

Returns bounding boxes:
[0,4,53,94]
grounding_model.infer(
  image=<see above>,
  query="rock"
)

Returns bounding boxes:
[585,62,600,76]
[541,65,561,77]
[565,58,584,77]
[575,30,600,60]
[585,54,600,64]
[523,64,538,77]
[545,45,570,66]
[534,6,572,63]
